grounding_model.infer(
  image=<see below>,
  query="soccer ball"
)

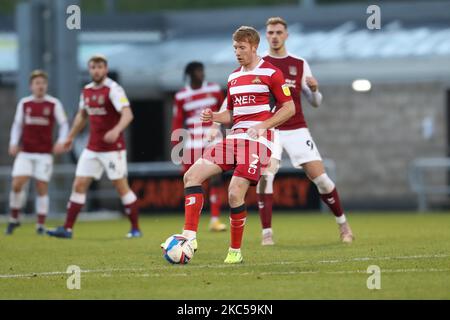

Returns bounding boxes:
[161,234,194,264]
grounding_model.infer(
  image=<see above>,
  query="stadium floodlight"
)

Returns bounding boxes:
[352,79,372,92]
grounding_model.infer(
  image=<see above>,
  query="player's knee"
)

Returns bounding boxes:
[312,173,335,194]
[12,179,25,193]
[73,178,89,194]
[228,186,244,207]
[183,168,201,186]
[257,174,274,194]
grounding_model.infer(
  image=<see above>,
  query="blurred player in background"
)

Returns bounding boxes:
[258,17,354,245]
[47,55,141,239]
[7,70,68,235]
[176,26,295,263]
[172,62,227,232]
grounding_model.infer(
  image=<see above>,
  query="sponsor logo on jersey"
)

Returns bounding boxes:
[282,84,291,97]
[289,66,297,76]
[233,95,256,106]
[86,106,107,115]
[24,114,50,126]
[252,76,262,84]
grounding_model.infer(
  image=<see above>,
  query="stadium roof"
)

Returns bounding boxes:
[1,1,450,97]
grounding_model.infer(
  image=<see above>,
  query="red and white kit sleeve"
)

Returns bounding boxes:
[9,99,25,147]
[270,68,294,105]
[109,83,130,112]
[301,59,322,108]
[54,98,69,143]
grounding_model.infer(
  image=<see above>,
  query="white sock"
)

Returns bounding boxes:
[229,247,241,252]
[336,214,347,224]
[36,195,49,215]
[262,228,273,235]
[210,216,219,223]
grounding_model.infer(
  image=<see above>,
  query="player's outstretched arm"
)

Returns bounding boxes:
[247,101,295,139]
[104,106,134,144]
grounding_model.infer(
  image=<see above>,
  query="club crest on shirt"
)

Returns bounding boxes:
[289,66,297,76]
[98,95,105,105]
[43,107,50,116]
[252,76,262,84]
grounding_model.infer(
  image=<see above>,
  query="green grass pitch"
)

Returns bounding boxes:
[0,212,449,299]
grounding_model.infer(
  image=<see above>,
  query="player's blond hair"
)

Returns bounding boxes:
[88,54,108,66]
[232,26,260,46]
[266,17,288,29]
[29,69,48,83]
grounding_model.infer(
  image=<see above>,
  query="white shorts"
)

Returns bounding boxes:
[76,149,128,180]
[271,128,322,167]
[12,152,54,182]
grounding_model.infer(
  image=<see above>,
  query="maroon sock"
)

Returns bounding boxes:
[125,201,140,230]
[257,193,273,229]
[11,209,20,220]
[64,201,84,230]
[320,188,344,217]
[37,214,46,225]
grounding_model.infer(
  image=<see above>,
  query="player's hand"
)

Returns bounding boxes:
[247,124,265,140]
[62,137,74,151]
[206,123,221,142]
[200,108,213,123]
[52,143,67,155]
[103,129,120,144]
[306,76,318,92]
[8,145,20,157]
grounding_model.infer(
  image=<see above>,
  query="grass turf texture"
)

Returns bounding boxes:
[0,212,449,299]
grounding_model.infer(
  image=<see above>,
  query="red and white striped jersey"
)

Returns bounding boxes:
[172,82,224,150]
[226,59,292,146]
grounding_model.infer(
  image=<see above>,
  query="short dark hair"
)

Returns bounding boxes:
[29,69,48,83]
[184,61,204,81]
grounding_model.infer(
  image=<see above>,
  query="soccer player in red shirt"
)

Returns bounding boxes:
[257,17,354,244]
[169,26,295,263]
[6,70,68,235]
[172,62,227,232]
[47,55,141,239]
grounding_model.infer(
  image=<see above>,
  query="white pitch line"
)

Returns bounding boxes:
[96,268,450,278]
[0,254,449,279]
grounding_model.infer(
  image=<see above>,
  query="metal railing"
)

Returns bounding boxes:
[409,157,450,211]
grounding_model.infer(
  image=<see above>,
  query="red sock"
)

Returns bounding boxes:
[37,214,46,225]
[183,186,204,232]
[320,188,344,217]
[64,201,84,229]
[209,186,221,218]
[11,209,20,220]
[125,201,140,230]
[257,193,273,229]
[230,205,247,249]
